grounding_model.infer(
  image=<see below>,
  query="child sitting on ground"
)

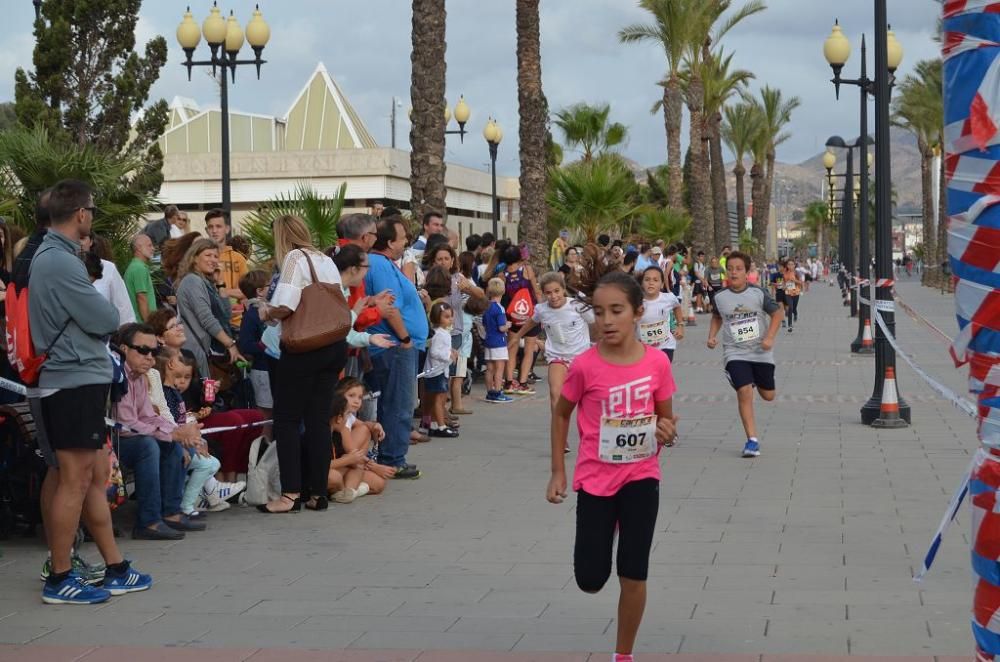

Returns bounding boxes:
[158,349,245,514]
[328,383,395,503]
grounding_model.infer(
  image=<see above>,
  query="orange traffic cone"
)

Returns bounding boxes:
[861,319,874,350]
[871,366,908,428]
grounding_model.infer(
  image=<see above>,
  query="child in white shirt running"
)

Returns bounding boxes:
[637,266,684,362]
[512,271,595,412]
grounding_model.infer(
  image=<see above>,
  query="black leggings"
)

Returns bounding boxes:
[574,478,659,591]
[785,295,800,323]
[274,341,347,495]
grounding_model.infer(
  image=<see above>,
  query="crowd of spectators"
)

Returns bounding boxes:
[7,180,532,604]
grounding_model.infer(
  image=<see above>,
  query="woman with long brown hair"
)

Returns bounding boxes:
[256,215,349,513]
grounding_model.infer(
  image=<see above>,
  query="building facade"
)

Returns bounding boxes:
[157,63,520,244]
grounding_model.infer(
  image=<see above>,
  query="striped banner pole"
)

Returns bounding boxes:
[942,2,1000,658]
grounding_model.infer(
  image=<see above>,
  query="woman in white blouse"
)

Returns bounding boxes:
[256,215,349,513]
[81,234,136,325]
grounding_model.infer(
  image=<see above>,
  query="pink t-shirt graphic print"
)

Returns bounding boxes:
[562,345,676,497]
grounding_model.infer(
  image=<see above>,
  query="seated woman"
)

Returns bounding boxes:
[146,307,264,483]
[328,382,395,504]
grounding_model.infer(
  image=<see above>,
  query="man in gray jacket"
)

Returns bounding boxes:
[30,179,153,604]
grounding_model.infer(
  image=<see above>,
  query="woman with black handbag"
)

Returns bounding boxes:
[255,215,351,513]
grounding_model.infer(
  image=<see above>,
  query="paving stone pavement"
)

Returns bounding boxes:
[0,277,981,660]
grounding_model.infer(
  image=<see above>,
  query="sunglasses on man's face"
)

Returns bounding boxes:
[128,344,160,357]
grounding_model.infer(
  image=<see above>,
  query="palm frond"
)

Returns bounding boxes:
[241,183,347,265]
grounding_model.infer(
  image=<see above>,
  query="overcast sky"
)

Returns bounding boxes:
[0,0,942,177]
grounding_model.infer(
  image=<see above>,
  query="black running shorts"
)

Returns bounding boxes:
[574,478,659,590]
[41,384,109,452]
[725,360,776,392]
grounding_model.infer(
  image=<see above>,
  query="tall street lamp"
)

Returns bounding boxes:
[409,96,473,142]
[824,137,859,318]
[483,118,503,238]
[176,3,270,223]
[824,6,909,426]
[825,22,897,353]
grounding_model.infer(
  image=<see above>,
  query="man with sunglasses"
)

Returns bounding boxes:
[30,180,153,604]
[114,324,204,541]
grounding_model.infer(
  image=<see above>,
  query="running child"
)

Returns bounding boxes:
[483,278,514,403]
[511,271,594,411]
[548,272,678,662]
[782,258,804,332]
[637,267,683,362]
[706,250,783,458]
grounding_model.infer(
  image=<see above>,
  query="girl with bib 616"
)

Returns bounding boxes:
[548,272,678,662]
[636,266,683,362]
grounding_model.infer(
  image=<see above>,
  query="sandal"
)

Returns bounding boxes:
[449,408,473,415]
[256,494,301,514]
[304,496,328,511]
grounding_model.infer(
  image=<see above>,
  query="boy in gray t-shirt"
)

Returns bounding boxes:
[707,251,784,458]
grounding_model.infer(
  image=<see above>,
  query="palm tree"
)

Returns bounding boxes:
[893,58,942,286]
[409,0,447,220]
[552,103,627,162]
[682,0,765,252]
[639,207,692,246]
[241,183,347,265]
[547,155,650,243]
[0,126,157,269]
[618,0,694,210]
[699,48,753,254]
[802,200,831,261]
[723,101,762,244]
[745,85,800,259]
[517,0,550,277]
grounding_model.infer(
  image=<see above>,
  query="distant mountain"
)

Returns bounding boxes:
[725,127,924,216]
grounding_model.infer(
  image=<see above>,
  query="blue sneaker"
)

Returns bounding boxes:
[42,574,111,605]
[103,561,153,595]
[742,439,761,458]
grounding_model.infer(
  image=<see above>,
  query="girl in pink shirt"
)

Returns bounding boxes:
[548,272,678,662]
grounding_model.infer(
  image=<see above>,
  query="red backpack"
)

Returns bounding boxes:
[6,249,67,386]
[506,288,535,325]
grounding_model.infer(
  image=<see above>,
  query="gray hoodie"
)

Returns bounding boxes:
[28,230,120,389]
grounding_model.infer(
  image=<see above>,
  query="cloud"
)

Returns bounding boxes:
[0,0,945,176]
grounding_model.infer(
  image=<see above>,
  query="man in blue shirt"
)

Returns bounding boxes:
[364,216,429,479]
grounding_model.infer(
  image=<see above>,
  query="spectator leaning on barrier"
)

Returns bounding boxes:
[30,179,153,604]
[363,215,428,480]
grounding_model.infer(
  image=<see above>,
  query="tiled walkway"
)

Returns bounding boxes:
[0,279,979,658]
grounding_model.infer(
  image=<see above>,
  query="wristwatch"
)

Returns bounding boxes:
[399,335,412,345]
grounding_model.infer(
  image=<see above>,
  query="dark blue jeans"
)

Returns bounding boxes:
[366,346,417,468]
[116,435,185,529]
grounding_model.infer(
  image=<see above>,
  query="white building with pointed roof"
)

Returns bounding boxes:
[157,63,520,243]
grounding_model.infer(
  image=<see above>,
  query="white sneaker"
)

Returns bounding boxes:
[334,488,357,504]
[202,481,245,511]
[355,482,370,498]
